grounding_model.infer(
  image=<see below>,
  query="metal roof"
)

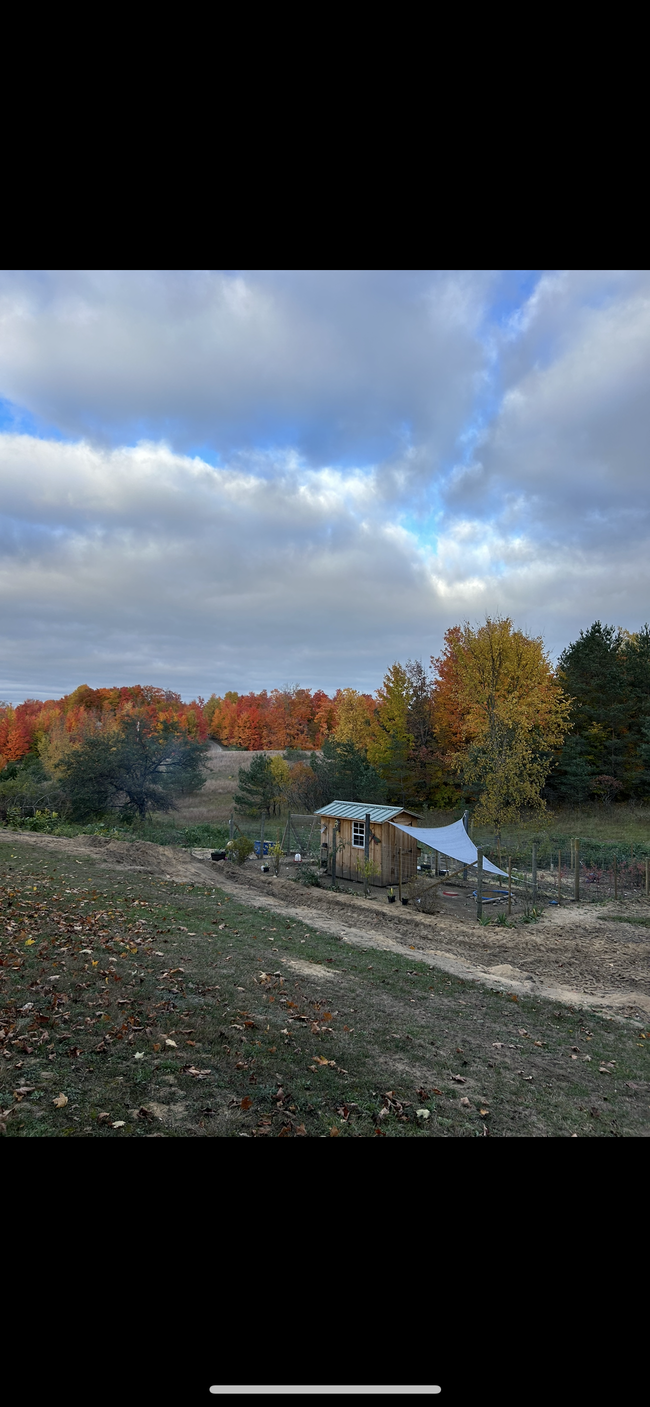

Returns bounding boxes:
[315,802,419,823]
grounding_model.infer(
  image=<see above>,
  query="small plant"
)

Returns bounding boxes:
[521,905,543,924]
[478,915,493,926]
[355,855,380,897]
[495,911,516,927]
[6,807,59,832]
[226,835,255,865]
[269,841,283,877]
[299,868,322,888]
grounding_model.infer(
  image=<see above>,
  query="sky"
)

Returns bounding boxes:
[1,268,649,704]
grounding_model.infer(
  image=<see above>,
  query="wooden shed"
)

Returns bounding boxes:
[315,801,420,888]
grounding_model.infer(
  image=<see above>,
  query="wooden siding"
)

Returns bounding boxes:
[319,812,418,886]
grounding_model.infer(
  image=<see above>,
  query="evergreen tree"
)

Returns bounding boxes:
[309,738,387,805]
[233,754,278,816]
[58,718,208,821]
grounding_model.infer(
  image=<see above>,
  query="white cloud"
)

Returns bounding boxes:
[2,270,650,700]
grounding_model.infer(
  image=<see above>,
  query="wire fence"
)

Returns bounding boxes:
[406,837,650,913]
[230,812,320,859]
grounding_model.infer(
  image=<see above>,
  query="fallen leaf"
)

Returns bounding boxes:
[53,1093,68,1108]
[14,1086,35,1098]
[153,1042,161,1052]
[432,1088,442,1096]
[329,1126,340,1136]
[460,1096,471,1108]
[479,1108,490,1116]
[416,1108,430,1119]
[323,1012,332,1022]
[295,1124,306,1135]
[97,1112,110,1121]
[240,1096,252,1111]
[165,1039,177,1048]
[112,1120,125,1129]
[134,1052,145,1060]
[451,1075,466,1084]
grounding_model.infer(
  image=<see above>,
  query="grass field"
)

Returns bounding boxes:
[1,837,648,1137]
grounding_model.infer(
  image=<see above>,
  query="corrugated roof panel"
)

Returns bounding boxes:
[314,801,419,822]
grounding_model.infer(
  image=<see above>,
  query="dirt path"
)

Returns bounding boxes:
[5,830,650,1021]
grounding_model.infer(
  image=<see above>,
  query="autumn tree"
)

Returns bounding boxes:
[366,664,414,805]
[332,689,376,750]
[433,617,571,834]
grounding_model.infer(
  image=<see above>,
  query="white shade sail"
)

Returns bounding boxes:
[391,819,508,877]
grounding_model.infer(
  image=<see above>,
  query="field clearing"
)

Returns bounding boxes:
[1,832,648,1137]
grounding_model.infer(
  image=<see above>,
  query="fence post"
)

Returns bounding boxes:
[259,814,265,861]
[614,854,618,899]
[508,856,512,916]
[532,843,537,904]
[398,848,403,901]
[476,848,483,921]
[574,838,580,902]
[434,849,439,876]
[558,851,561,906]
[332,824,337,885]
[365,813,370,864]
[646,857,649,897]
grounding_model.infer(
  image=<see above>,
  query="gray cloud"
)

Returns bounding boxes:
[2,270,650,701]
[0,270,489,471]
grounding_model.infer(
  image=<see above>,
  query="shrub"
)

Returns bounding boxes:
[227,835,255,865]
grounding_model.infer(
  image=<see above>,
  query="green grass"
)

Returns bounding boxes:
[602,915,650,929]
[1,838,648,1137]
[2,818,230,849]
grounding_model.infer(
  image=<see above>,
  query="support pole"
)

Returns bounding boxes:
[614,853,618,899]
[532,843,537,904]
[645,856,649,897]
[259,813,265,861]
[476,848,483,921]
[399,848,403,902]
[507,856,512,916]
[365,813,370,864]
[558,851,561,906]
[574,837,580,902]
[332,824,337,885]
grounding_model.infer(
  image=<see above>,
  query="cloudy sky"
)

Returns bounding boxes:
[1,269,648,703]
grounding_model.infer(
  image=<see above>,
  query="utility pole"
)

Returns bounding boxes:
[476,848,483,921]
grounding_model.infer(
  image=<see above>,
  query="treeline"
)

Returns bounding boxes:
[3,618,650,828]
[0,687,208,826]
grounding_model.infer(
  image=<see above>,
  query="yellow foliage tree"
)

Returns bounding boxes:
[333,689,376,750]
[436,617,571,833]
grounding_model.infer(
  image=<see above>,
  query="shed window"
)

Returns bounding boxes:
[352,821,365,848]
